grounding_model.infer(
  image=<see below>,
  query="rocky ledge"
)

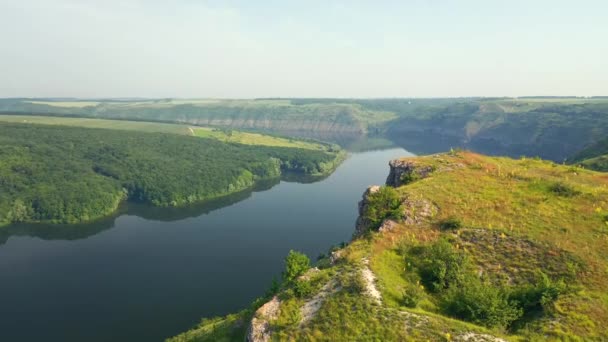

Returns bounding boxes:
[385,159,436,187]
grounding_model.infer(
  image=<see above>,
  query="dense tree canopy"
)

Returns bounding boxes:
[0,123,340,225]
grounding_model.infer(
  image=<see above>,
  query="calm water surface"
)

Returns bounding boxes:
[0,148,412,342]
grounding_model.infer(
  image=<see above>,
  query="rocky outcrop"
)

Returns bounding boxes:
[401,195,438,225]
[246,296,281,342]
[354,185,380,237]
[300,277,340,326]
[386,159,435,187]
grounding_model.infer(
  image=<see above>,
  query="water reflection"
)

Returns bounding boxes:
[0,173,335,245]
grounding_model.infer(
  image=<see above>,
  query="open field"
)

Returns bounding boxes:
[0,114,191,135]
[26,101,102,108]
[191,127,329,150]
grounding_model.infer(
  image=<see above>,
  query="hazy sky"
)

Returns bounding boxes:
[1,0,606,98]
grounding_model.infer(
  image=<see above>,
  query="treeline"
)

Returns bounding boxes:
[0,123,340,225]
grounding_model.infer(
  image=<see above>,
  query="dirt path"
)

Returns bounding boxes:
[361,258,382,304]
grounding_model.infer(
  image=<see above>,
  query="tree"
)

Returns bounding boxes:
[362,186,403,230]
[283,250,310,283]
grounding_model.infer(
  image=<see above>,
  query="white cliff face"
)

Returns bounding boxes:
[246,296,281,342]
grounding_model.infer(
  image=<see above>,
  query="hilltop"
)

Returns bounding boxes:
[170,151,608,341]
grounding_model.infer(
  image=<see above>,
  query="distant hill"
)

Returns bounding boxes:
[2,97,608,161]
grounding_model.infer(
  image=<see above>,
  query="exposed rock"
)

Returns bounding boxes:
[353,185,381,237]
[401,195,438,225]
[455,332,508,342]
[298,267,320,282]
[377,219,399,233]
[300,277,340,326]
[361,258,382,304]
[329,249,344,265]
[246,296,281,342]
[386,159,435,187]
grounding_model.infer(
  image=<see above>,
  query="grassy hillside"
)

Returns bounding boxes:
[170,151,608,341]
[568,136,608,171]
[0,114,192,134]
[191,127,332,150]
[3,97,608,161]
[0,122,343,226]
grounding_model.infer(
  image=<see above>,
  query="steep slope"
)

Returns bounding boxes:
[170,151,608,341]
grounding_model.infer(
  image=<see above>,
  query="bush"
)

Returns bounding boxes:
[549,182,580,197]
[414,239,469,292]
[441,276,523,329]
[362,186,403,230]
[400,171,421,184]
[509,273,566,312]
[293,279,314,298]
[402,282,425,308]
[283,250,310,284]
[439,217,462,230]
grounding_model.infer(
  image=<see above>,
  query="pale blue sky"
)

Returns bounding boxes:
[0,0,606,98]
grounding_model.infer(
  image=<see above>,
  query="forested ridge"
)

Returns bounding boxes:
[3,97,608,162]
[0,122,341,225]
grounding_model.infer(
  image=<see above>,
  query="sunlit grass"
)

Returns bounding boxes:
[191,127,328,150]
[0,114,191,134]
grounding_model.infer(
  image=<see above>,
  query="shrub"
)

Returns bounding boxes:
[293,279,314,298]
[402,282,425,308]
[439,217,462,230]
[441,276,523,329]
[509,273,566,313]
[400,171,421,184]
[362,186,403,230]
[414,239,469,292]
[283,250,310,284]
[548,182,580,197]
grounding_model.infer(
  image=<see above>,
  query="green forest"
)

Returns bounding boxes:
[0,122,341,226]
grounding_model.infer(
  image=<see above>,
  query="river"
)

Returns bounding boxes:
[0,147,413,342]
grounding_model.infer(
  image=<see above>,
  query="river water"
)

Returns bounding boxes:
[0,147,412,342]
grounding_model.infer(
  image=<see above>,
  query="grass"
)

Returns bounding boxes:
[25,100,101,107]
[166,311,250,342]
[0,114,191,134]
[366,151,608,339]
[191,127,329,150]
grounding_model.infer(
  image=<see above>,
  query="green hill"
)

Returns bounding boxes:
[170,151,608,341]
[568,136,608,171]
